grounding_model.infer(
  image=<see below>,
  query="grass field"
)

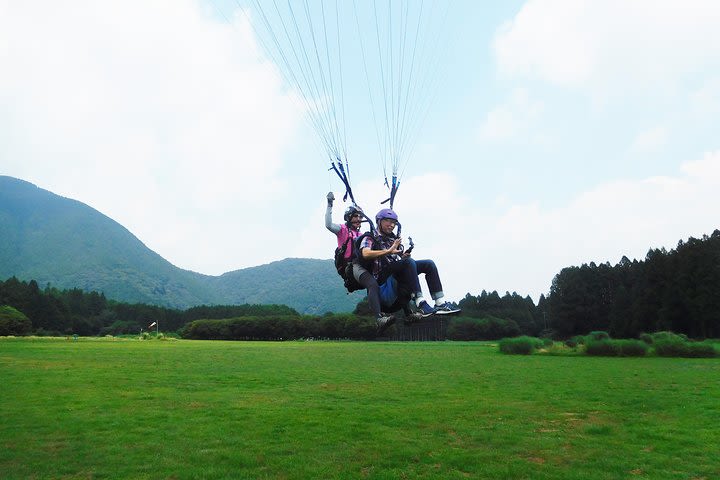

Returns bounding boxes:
[1,337,719,479]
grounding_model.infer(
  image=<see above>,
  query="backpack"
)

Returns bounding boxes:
[334,236,364,293]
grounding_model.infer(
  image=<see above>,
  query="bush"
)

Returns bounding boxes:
[498,336,542,355]
[652,331,687,343]
[545,343,575,355]
[616,339,649,357]
[180,314,377,341]
[0,305,32,336]
[645,331,718,357]
[564,335,585,348]
[447,316,521,341]
[684,342,718,358]
[654,338,690,357]
[639,333,653,345]
[587,331,610,341]
[585,339,619,356]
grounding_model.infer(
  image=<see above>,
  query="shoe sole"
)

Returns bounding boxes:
[376,318,396,335]
[434,310,461,315]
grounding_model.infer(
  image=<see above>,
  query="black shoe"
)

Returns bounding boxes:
[376,314,396,335]
[404,312,424,324]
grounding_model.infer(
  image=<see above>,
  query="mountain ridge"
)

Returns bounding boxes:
[0,176,361,313]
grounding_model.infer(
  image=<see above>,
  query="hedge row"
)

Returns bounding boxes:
[180,314,377,341]
[500,331,717,358]
[446,316,521,341]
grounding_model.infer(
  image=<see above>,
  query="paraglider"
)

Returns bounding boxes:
[226,0,460,328]
[238,0,450,210]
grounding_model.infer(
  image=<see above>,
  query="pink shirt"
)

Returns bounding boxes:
[337,224,360,259]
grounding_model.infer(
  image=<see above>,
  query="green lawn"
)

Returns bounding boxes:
[1,337,719,479]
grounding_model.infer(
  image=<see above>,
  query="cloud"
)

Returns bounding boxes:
[300,150,720,303]
[493,0,720,96]
[0,0,304,275]
[478,88,544,141]
[629,126,668,153]
[472,150,720,300]
[691,76,720,114]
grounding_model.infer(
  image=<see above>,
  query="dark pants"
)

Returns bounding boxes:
[380,258,443,311]
[357,271,382,317]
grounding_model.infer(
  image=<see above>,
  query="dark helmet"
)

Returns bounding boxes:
[344,205,363,222]
[375,208,398,224]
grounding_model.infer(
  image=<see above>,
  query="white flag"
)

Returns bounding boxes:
[148,322,157,328]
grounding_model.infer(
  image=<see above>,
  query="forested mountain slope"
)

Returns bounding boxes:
[0,176,360,313]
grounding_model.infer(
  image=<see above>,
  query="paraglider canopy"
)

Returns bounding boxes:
[232,0,451,210]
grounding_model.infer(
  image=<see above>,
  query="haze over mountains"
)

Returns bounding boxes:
[0,176,362,313]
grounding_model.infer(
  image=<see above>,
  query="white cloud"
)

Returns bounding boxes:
[494,0,720,96]
[0,0,305,275]
[478,87,544,141]
[469,150,720,300]
[298,150,720,303]
[3,0,719,313]
[691,77,720,114]
[629,126,668,153]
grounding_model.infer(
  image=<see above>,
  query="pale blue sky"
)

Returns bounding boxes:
[2,1,719,302]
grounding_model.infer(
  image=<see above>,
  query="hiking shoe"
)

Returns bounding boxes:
[416,301,436,317]
[404,312,424,324]
[376,314,396,335]
[434,302,461,315]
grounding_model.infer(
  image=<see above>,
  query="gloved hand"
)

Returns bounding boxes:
[327,191,335,205]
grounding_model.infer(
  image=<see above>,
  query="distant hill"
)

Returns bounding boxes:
[0,176,362,313]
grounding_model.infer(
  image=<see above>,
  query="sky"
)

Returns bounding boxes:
[1,0,719,303]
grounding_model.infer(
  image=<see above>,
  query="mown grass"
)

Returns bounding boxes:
[1,337,719,479]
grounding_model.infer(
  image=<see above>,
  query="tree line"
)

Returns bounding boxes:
[546,230,720,339]
[0,277,296,336]
[2,229,719,339]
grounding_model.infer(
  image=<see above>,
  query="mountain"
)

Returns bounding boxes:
[0,176,362,313]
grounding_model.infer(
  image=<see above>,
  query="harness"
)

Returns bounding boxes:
[329,194,415,295]
[333,234,353,277]
[333,227,364,293]
[353,229,405,286]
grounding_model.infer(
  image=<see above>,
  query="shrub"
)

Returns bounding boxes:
[498,336,542,355]
[545,343,575,355]
[651,331,686,343]
[653,336,717,357]
[180,314,377,341]
[684,342,718,358]
[639,333,653,345]
[587,331,610,341]
[0,306,32,336]
[616,339,649,357]
[585,339,619,356]
[447,316,521,341]
[541,337,554,347]
[654,338,690,357]
[564,335,585,348]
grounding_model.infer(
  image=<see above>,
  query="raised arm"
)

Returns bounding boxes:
[325,192,341,234]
